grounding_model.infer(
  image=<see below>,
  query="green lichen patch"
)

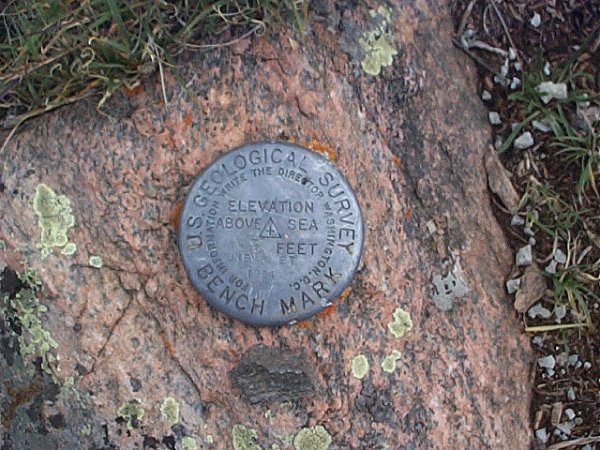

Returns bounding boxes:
[351,354,369,379]
[381,350,402,373]
[33,183,76,259]
[181,436,197,450]
[117,399,144,430]
[60,242,77,256]
[232,424,262,450]
[89,255,103,268]
[160,397,179,426]
[0,239,6,250]
[359,6,397,76]
[293,425,331,450]
[388,307,413,338]
[1,267,59,378]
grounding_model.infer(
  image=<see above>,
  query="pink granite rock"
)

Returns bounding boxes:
[0,1,532,449]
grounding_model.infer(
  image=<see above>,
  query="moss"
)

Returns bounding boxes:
[381,350,402,373]
[160,397,179,426]
[359,6,397,76]
[89,255,103,268]
[60,242,77,256]
[117,399,144,430]
[388,307,413,338]
[1,268,59,378]
[232,424,262,450]
[33,183,75,259]
[293,425,331,450]
[181,436,197,450]
[0,239,6,250]
[351,354,369,379]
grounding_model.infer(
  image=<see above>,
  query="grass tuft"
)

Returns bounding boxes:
[0,0,307,142]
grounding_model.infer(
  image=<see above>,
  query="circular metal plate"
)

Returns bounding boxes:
[178,141,364,326]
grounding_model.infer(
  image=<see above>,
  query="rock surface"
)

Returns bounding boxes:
[0,1,532,449]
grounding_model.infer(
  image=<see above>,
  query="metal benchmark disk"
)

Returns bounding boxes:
[178,141,364,326]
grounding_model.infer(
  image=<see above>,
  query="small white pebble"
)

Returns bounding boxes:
[538,355,556,369]
[583,361,592,370]
[543,62,551,76]
[528,237,536,246]
[556,421,574,435]
[568,354,578,366]
[536,81,568,104]
[529,303,552,319]
[575,418,583,426]
[516,245,533,266]
[506,278,521,294]
[481,90,492,101]
[532,335,543,346]
[508,47,516,60]
[564,409,575,420]
[554,248,567,264]
[555,304,567,322]
[524,226,535,237]
[514,132,535,149]
[576,361,583,369]
[511,215,525,226]
[532,119,553,133]
[566,387,576,401]
[546,369,555,377]
[510,77,521,90]
[514,61,522,71]
[545,260,557,274]
[535,428,548,443]
[530,12,541,27]
[489,111,502,125]
[556,352,568,367]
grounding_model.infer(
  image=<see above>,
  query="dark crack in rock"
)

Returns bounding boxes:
[230,344,317,404]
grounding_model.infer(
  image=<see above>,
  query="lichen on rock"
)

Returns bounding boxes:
[89,255,103,268]
[33,183,75,258]
[293,425,332,450]
[181,436,197,450]
[160,397,179,426]
[381,350,402,373]
[116,399,144,430]
[1,267,59,377]
[351,354,369,379]
[387,307,413,338]
[359,6,398,76]
[232,424,262,450]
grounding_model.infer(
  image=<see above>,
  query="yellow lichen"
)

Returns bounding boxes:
[388,307,413,338]
[351,354,369,379]
[182,436,197,450]
[160,397,179,426]
[89,255,103,268]
[359,6,397,76]
[33,183,75,258]
[293,425,332,450]
[232,424,262,450]
[117,399,144,430]
[381,350,402,373]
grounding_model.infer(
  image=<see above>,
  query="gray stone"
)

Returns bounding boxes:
[545,260,557,274]
[567,387,576,401]
[516,245,533,266]
[506,278,521,294]
[532,335,544,346]
[583,361,592,370]
[556,352,568,367]
[536,81,568,104]
[528,237,536,246]
[529,303,552,319]
[543,62,551,76]
[514,132,534,149]
[532,119,553,133]
[510,77,521,90]
[481,90,492,101]
[524,226,535,236]
[489,111,502,125]
[511,215,525,226]
[530,12,541,27]
[555,304,567,322]
[553,248,567,264]
[537,355,556,369]
[535,428,548,443]
[556,421,574,435]
[564,408,575,420]
[508,47,517,60]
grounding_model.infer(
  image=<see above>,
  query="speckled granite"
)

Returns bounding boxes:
[0,1,532,449]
